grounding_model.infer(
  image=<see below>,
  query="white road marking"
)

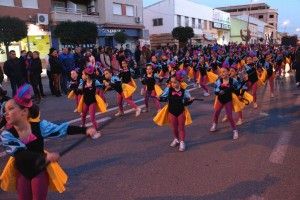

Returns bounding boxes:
[269,131,292,164]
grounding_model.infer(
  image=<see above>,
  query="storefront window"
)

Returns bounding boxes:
[0,0,14,6]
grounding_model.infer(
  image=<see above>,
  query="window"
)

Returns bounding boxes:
[0,0,14,6]
[198,19,202,29]
[153,18,163,26]
[22,0,38,9]
[126,5,134,16]
[113,3,122,15]
[192,18,195,28]
[204,20,207,30]
[208,21,212,30]
[177,15,181,26]
[269,14,274,18]
[259,15,263,19]
[185,16,189,27]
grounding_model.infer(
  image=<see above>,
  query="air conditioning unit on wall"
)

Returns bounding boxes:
[135,17,141,24]
[37,14,49,25]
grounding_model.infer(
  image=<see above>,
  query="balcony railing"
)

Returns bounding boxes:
[51,7,100,23]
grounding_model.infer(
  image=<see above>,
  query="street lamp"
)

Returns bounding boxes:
[282,20,290,33]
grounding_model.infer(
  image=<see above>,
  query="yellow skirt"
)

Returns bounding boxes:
[67,90,76,100]
[179,63,184,70]
[153,105,192,126]
[180,81,188,89]
[207,71,218,84]
[0,157,68,193]
[257,68,268,87]
[77,95,107,113]
[213,92,253,113]
[154,84,163,97]
[122,83,136,99]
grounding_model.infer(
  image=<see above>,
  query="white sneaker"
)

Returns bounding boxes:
[203,92,210,97]
[73,108,78,113]
[253,102,258,109]
[210,123,217,132]
[92,131,102,139]
[115,111,124,117]
[270,93,274,98]
[135,107,141,117]
[236,118,243,126]
[179,141,186,152]
[198,84,201,88]
[233,130,239,140]
[170,138,179,147]
[221,115,228,122]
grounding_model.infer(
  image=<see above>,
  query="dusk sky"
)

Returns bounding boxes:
[143,0,300,36]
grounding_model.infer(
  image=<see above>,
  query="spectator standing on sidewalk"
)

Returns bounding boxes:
[49,48,63,97]
[3,50,25,96]
[28,51,43,103]
[44,53,55,95]
[59,47,74,94]
[74,47,86,76]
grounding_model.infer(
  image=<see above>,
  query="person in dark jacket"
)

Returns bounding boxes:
[19,50,28,82]
[59,48,75,94]
[49,48,63,97]
[28,51,43,103]
[3,50,25,96]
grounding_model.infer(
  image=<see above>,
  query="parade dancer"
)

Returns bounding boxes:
[103,69,141,117]
[198,56,211,97]
[67,70,82,112]
[78,67,107,130]
[188,53,200,88]
[244,54,259,108]
[210,67,239,140]
[158,54,169,83]
[153,75,194,152]
[141,64,162,113]
[263,54,275,98]
[0,84,99,200]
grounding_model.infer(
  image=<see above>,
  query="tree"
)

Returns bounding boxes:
[172,26,194,47]
[114,31,128,47]
[54,21,98,47]
[281,35,298,47]
[0,16,27,59]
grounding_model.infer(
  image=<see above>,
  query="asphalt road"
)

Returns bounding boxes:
[0,73,299,200]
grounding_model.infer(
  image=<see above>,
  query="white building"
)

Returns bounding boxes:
[143,0,231,47]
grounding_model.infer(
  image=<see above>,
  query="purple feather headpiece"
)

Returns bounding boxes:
[14,84,33,108]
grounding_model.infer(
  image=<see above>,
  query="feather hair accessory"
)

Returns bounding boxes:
[14,84,33,108]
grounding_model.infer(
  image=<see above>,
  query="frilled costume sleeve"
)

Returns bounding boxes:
[159,87,170,102]
[39,120,87,138]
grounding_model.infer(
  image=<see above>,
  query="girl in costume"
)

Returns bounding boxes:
[94,62,107,105]
[0,84,99,200]
[141,64,162,113]
[103,69,141,117]
[198,56,217,97]
[210,67,240,140]
[244,55,259,108]
[263,54,275,98]
[158,54,169,83]
[225,64,253,126]
[188,53,200,88]
[78,66,107,130]
[153,75,194,152]
[68,70,82,113]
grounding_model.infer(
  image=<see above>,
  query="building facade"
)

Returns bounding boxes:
[230,18,248,44]
[50,0,144,51]
[217,3,278,40]
[0,0,51,62]
[143,0,231,48]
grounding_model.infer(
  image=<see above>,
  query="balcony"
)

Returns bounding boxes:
[50,7,101,24]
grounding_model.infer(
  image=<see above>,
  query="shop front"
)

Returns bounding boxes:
[0,24,50,63]
[98,26,142,51]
